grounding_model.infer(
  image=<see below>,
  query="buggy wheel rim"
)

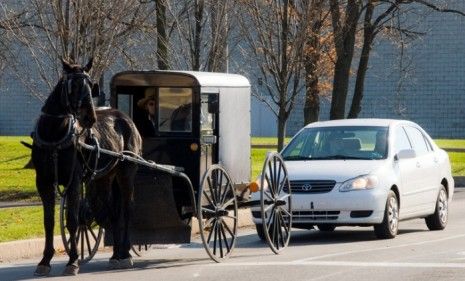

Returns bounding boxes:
[260,152,292,254]
[198,165,237,262]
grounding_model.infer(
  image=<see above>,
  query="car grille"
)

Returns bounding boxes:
[285,180,336,194]
[292,210,340,222]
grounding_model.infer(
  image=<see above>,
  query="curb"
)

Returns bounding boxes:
[0,209,253,263]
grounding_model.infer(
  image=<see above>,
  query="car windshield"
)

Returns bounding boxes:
[282,126,389,160]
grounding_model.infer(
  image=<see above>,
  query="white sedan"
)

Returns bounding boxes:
[252,119,454,239]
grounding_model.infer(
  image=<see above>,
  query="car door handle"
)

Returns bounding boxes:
[433,158,439,163]
[416,162,421,168]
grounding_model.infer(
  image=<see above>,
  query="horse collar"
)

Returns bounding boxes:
[33,114,77,150]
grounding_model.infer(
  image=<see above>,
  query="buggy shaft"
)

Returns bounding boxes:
[78,141,185,177]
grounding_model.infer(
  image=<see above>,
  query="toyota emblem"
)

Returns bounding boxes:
[302,184,312,191]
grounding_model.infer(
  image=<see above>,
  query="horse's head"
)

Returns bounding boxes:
[61,58,99,128]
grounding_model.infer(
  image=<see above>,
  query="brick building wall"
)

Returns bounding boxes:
[286,1,465,138]
[0,72,42,135]
[1,2,465,137]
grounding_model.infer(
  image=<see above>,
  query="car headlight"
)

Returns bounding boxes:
[339,175,378,192]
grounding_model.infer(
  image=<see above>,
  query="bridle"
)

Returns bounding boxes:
[61,72,94,116]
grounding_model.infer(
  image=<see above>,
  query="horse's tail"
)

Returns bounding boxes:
[20,140,33,149]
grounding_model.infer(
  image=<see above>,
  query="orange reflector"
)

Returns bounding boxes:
[190,143,199,151]
[248,181,259,193]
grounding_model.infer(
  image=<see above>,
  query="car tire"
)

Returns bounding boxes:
[316,224,336,232]
[425,186,448,231]
[255,224,266,241]
[374,190,399,239]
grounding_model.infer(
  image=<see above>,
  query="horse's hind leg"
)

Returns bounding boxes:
[115,162,137,268]
[34,181,55,276]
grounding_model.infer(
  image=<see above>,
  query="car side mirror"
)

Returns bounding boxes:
[395,149,416,160]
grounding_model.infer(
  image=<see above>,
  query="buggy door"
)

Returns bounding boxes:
[200,93,219,179]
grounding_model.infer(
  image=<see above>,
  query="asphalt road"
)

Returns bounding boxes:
[1,189,465,281]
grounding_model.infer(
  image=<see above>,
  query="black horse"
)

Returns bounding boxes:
[32,59,142,276]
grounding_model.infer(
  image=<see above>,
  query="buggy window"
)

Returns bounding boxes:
[158,88,193,132]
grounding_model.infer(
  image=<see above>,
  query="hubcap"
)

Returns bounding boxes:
[388,197,399,233]
[438,189,448,224]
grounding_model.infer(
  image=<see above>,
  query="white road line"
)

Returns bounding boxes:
[294,233,465,263]
[210,261,465,268]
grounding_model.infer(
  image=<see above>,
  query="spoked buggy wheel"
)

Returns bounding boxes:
[60,185,103,264]
[260,152,292,254]
[131,244,152,257]
[198,165,238,262]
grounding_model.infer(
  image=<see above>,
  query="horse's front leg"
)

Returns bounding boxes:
[34,181,55,276]
[62,180,80,275]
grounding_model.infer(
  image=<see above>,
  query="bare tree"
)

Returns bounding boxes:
[238,0,309,150]
[166,0,233,71]
[347,0,465,118]
[328,0,361,120]
[327,0,465,120]
[302,0,334,125]
[0,0,155,100]
[155,0,170,70]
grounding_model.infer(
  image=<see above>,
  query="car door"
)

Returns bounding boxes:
[403,126,438,215]
[393,125,418,218]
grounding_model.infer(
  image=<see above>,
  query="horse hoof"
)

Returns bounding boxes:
[34,265,51,276]
[119,257,134,269]
[108,258,120,269]
[62,264,79,276]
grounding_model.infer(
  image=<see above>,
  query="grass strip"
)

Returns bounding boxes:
[0,206,60,243]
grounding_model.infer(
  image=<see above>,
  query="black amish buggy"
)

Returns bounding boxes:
[60,70,293,263]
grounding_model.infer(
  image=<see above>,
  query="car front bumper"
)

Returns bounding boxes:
[251,184,388,225]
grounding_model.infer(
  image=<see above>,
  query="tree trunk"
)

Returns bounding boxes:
[304,75,320,124]
[208,1,227,72]
[329,57,352,119]
[155,0,169,70]
[347,2,375,119]
[329,0,359,120]
[303,0,323,125]
[277,107,287,152]
[192,0,204,71]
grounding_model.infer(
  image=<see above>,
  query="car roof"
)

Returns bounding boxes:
[303,118,415,128]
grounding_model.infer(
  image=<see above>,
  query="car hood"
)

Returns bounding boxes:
[285,160,388,183]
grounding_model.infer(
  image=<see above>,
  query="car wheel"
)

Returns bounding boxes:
[255,224,266,241]
[316,224,336,232]
[374,190,399,239]
[425,186,448,230]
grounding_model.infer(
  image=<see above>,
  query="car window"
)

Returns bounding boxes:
[282,126,389,160]
[423,135,434,151]
[404,126,429,156]
[394,126,411,154]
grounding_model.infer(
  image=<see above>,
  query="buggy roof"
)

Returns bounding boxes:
[111,70,250,88]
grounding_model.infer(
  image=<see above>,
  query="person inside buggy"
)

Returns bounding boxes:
[136,88,157,137]
[135,87,192,138]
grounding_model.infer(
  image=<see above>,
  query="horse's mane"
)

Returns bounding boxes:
[41,80,65,114]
